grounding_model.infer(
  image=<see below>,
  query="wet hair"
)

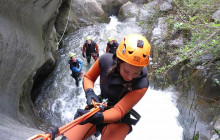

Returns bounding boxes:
[107,57,124,76]
[100,57,122,85]
[106,57,133,99]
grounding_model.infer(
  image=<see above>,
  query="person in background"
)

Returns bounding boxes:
[57,33,151,140]
[106,37,119,54]
[82,36,99,64]
[69,53,83,87]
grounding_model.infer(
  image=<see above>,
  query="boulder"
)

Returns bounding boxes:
[160,1,172,12]
[139,1,158,21]
[118,1,139,21]
[118,0,162,22]
[55,0,110,35]
[214,118,220,131]
[98,0,125,16]
[98,0,148,16]
[212,8,220,22]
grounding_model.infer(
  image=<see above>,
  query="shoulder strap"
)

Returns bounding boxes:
[129,109,141,125]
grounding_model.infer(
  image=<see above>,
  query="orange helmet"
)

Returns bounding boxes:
[116,34,151,66]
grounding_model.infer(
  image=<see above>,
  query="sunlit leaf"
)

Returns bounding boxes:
[210,23,220,27]
[190,16,198,22]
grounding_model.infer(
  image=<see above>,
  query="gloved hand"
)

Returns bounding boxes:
[82,53,85,58]
[97,53,99,58]
[74,109,104,125]
[45,127,59,140]
[85,88,101,106]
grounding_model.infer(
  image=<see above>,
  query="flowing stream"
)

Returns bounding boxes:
[34,16,183,139]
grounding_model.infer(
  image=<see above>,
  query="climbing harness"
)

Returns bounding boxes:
[129,109,141,125]
[28,99,108,140]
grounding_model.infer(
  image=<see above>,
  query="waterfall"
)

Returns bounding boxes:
[34,16,183,139]
[126,88,183,140]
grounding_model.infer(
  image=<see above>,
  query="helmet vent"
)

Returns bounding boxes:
[122,37,127,54]
[137,40,144,48]
[124,38,126,49]
[128,51,133,54]
[143,54,147,58]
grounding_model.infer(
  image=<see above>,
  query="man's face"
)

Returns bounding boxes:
[109,41,113,45]
[87,40,92,44]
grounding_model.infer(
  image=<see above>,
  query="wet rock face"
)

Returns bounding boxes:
[147,7,220,138]
[0,0,61,125]
[98,0,149,16]
[150,54,220,139]
[154,60,220,139]
[99,0,125,16]
[118,0,171,22]
[55,0,110,35]
[174,65,220,139]
[201,72,220,99]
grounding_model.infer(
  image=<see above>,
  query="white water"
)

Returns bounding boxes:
[35,16,183,139]
[126,88,183,140]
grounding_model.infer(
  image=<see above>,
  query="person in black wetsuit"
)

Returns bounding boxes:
[106,37,119,54]
[68,53,83,87]
[82,36,99,64]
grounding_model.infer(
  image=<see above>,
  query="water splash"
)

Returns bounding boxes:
[126,88,183,140]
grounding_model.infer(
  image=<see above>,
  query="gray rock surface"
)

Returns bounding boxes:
[118,1,139,21]
[118,0,162,22]
[151,17,167,62]
[98,0,148,16]
[214,117,220,131]
[212,8,220,22]
[160,1,172,11]
[55,0,110,35]
[0,0,62,138]
[0,113,43,140]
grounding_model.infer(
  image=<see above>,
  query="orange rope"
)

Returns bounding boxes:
[28,134,51,140]
[59,107,100,134]
[29,100,107,140]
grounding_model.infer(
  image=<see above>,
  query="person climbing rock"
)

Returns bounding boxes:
[57,33,152,140]
[82,36,99,64]
[106,37,119,54]
[69,53,83,87]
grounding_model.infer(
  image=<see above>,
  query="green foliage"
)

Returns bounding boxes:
[189,16,198,22]
[174,0,219,23]
[156,0,220,76]
[138,21,143,25]
[191,131,199,140]
[215,129,220,136]
[150,0,220,91]
[211,39,219,45]
[211,23,220,27]
[215,79,220,86]
[209,107,215,112]
[174,22,184,30]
